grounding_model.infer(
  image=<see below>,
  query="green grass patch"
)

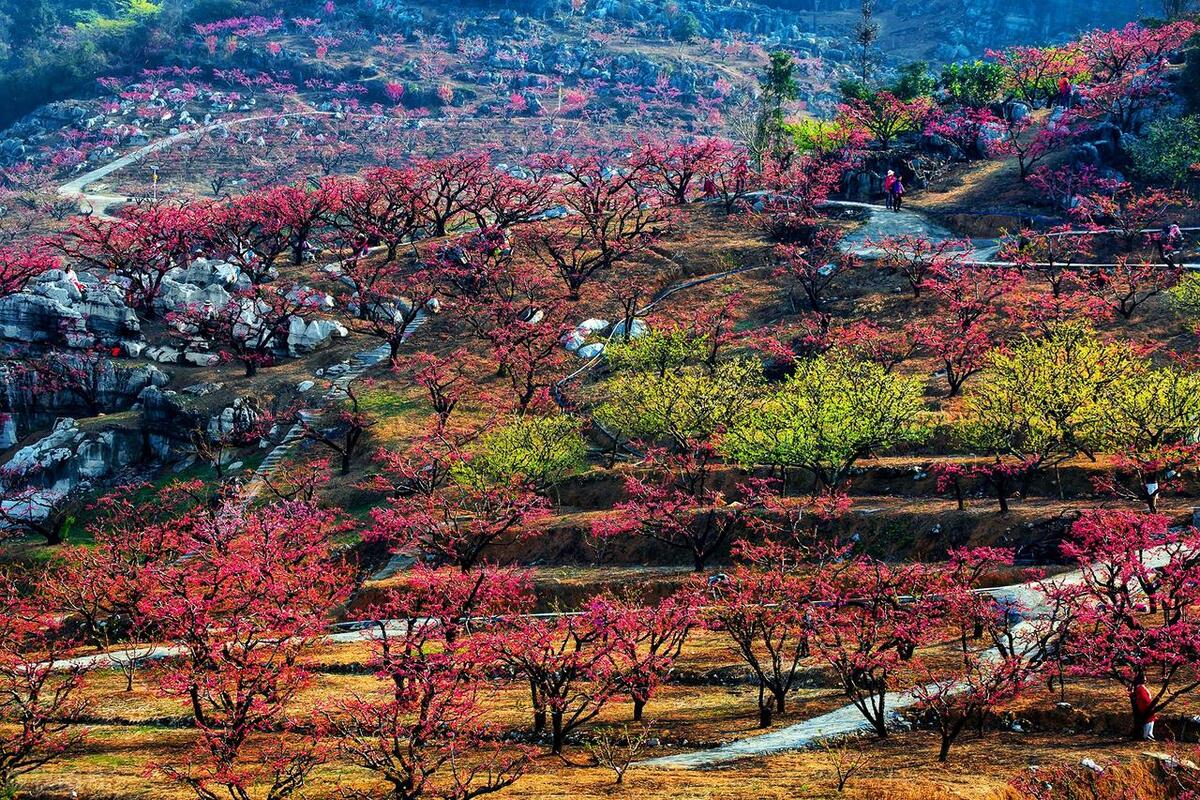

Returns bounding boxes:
[357,390,422,418]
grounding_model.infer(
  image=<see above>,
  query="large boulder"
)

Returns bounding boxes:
[0,270,140,347]
[1,418,151,525]
[287,317,349,355]
[207,397,263,439]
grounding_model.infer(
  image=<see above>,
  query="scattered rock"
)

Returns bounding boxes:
[610,318,648,339]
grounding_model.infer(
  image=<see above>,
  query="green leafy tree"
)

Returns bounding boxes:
[746,51,800,168]
[853,0,881,85]
[1171,272,1200,320]
[837,78,874,103]
[670,12,701,42]
[1129,114,1200,189]
[890,62,935,101]
[939,61,1006,108]
[722,356,927,489]
[605,328,706,377]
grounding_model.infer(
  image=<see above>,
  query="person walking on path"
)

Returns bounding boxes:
[890,174,905,212]
[883,170,896,210]
[1132,673,1157,740]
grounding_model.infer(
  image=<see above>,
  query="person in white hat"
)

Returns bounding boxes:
[883,170,897,210]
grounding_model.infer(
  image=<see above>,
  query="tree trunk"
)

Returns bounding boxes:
[758,704,773,728]
[633,698,646,722]
[551,712,565,754]
[938,734,953,762]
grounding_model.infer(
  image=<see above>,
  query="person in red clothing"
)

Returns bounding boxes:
[1057,76,1072,107]
[883,170,896,210]
[1132,672,1157,740]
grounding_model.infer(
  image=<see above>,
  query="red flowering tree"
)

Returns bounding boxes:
[486,608,624,753]
[60,203,206,314]
[992,111,1078,180]
[259,181,342,266]
[411,151,492,237]
[296,379,377,476]
[917,265,1020,396]
[471,165,559,229]
[590,591,698,721]
[838,92,933,151]
[135,493,352,800]
[332,659,531,800]
[870,234,972,298]
[773,226,857,313]
[329,566,534,800]
[0,575,89,796]
[987,45,1086,106]
[924,107,1005,161]
[169,284,327,376]
[13,348,140,417]
[0,243,56,297]
[997,226,1095,297]
[1082,256,1180,321]
[593,442,758,572]
[829,319,919,374]
[366,440,550,570]
[639,136,732,205]
[1072,23,1191,128]
[395,350,472,426]
[1063,510,1200,738]
[522,152,664,300]
[710,145,756,213]
[810,559,944,737]
[706,567,814,727]
[1079,21,1199,85]
[202,194,292,284]
[1026,165,1122,213]
[1072,185,1189,253]
[487,301,573,416]
[355,260,440,363]
[338,166,425,262]
[911,655,1033,762]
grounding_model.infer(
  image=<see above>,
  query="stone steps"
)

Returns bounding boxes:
[242,311,428,499]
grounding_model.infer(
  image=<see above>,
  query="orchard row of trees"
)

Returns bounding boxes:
[1,121,863,387]
[4,476,1198,799]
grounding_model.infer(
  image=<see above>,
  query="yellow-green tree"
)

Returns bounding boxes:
[721,355,927,489]
[463,414,588,492]
[1169,273,1200,322]
[596,359,762,450]
[605,328,706,377]
[960,325,1141,466]
[1098,364,1200,511]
